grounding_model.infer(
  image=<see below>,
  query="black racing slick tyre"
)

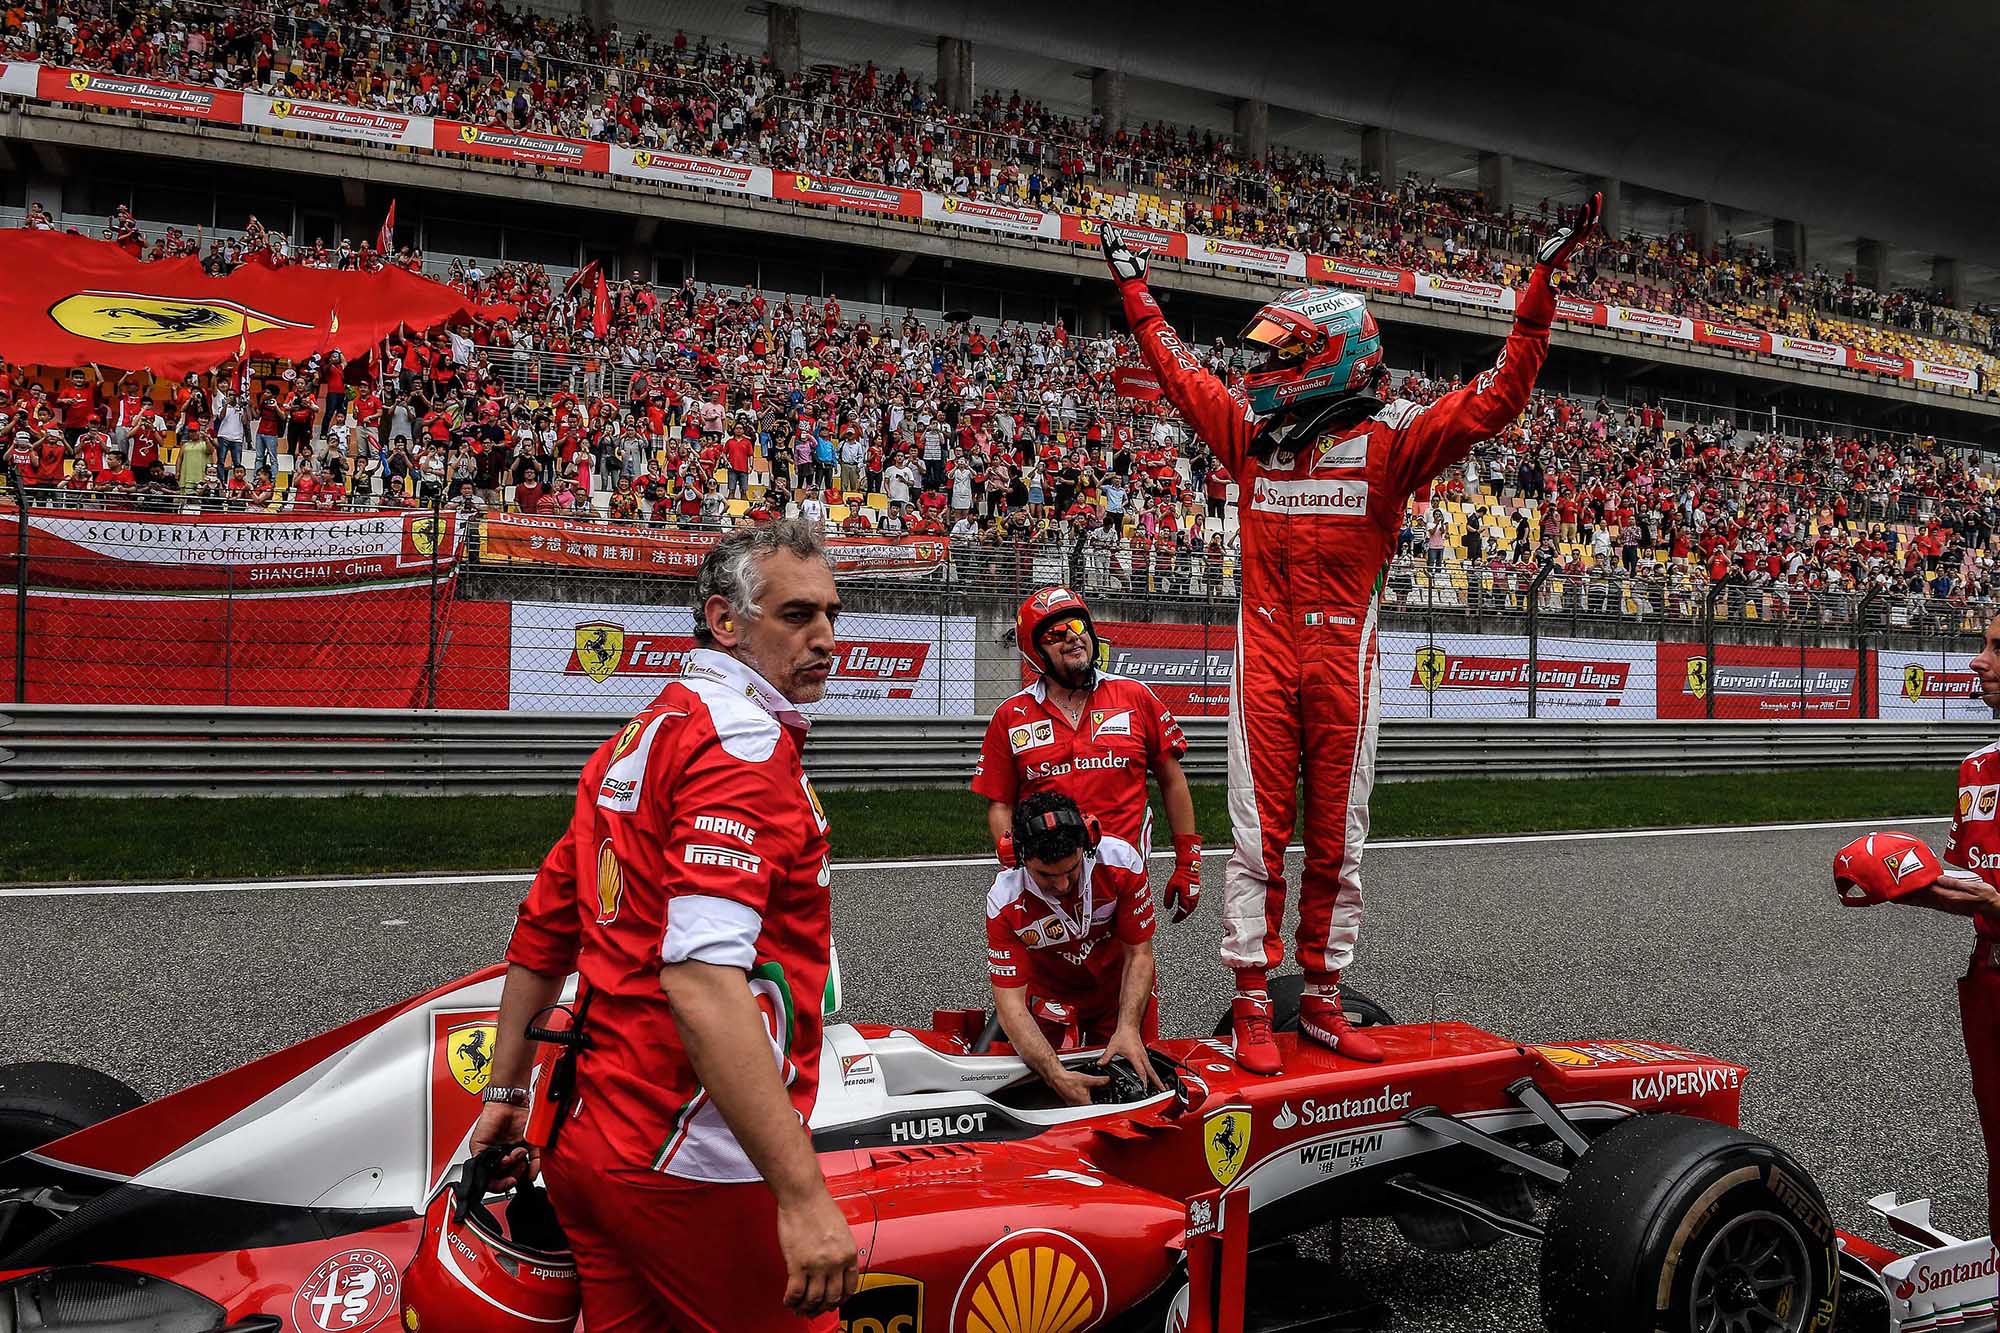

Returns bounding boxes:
[1539,1113,1839,1333]
[1209,975,1396,1037]
[0,1061,145,1173]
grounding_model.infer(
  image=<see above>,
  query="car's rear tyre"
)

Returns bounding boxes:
[1539,1113,1839,1333]
[0,1061,145,1174]
[1209,975,1396,1037]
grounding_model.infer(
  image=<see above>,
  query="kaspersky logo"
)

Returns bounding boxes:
[48,292,313,345]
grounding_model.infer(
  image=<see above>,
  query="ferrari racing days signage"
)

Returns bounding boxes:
[508,599,975,716]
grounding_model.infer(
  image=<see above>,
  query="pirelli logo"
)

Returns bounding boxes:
[682,844,763,874]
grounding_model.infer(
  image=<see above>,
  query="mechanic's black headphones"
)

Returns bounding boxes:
[1012,795,1102,863]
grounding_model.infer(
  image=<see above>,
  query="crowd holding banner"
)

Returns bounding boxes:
[0,232,516,377]
[0,59,1982,396]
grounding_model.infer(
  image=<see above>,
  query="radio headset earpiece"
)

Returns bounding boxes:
[1015,801,1102,854]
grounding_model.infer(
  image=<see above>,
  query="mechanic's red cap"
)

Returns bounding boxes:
[1832,831,1942,906]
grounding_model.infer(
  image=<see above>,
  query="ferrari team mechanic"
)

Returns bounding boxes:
[1100,196,1602,1075]
[973,585,1203,922]
[1835,611,2000,1243]
[470,520,854,1332]
[986,790,1164,1106]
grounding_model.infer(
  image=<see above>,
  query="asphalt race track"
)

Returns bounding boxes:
[0,821,1982,1331]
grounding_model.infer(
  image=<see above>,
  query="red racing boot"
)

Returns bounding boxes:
[1230,973,1283,1076]
[1300,975,1384,1063]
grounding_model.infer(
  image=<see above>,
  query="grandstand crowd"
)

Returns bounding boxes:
[4,216,1996,631]
[4,0,1999,386]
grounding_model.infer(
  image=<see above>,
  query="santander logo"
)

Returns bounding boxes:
[1272,1103,1299,1130]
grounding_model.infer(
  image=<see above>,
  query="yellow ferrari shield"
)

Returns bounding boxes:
[1903,664,1927,702]
[459,125,483,143]
[446,1022,499,1096]
[574,622,625,683]
[1203,1109,1251,1188]
[1685,656,1710,699]
[48,293,312,346]
[1414,646,1446,692]
[409,515,445,557]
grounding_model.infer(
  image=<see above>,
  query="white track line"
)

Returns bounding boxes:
[0,814,1950,899]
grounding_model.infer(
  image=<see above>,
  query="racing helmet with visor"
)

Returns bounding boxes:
[1238,287,1383,417]
[400,1147,579,1333]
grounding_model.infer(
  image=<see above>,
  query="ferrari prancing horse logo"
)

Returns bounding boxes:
[445,1021,499,1096]
[48,291,314,345]
[1203,1108,1252,1188]
[1414,646,1447,693]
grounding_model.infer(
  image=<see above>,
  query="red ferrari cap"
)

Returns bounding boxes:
[1832,831,1942,906]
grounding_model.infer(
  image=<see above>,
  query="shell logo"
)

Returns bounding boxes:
[594,837,623,924]
[1535,1045,1595,1068]
[950,1228,1105,1333]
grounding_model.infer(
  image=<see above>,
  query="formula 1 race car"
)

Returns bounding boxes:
[0,965,1957,1332]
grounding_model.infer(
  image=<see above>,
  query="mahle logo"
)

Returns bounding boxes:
[49,292,311,345]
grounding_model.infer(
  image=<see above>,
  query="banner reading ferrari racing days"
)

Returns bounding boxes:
[508,600,975,715]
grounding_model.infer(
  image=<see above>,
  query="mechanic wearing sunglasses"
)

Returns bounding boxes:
[974,585,1203,925]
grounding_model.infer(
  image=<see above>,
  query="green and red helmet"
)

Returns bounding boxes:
[1239,287,1383,416]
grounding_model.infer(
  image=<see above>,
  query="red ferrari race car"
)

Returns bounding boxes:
[0,967,1914,1332]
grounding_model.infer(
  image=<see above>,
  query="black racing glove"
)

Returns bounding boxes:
[1535,191,1604,271]
[1100,225,1148,286]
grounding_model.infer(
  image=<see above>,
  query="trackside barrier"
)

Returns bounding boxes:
[0,707,1988,798]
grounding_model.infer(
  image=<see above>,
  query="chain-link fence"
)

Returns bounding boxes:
[2,504,1988,720]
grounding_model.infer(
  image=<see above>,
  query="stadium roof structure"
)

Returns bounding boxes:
[661,0,2000,286]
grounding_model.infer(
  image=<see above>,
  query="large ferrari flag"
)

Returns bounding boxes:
[0,232,508,375]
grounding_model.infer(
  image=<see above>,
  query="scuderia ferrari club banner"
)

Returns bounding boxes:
[0,233,508,376]
[508,600,975,715]
[1,508,460,591]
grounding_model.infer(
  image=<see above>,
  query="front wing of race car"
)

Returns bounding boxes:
[1837,1193,1997,1333]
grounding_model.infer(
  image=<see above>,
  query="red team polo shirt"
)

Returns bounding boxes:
[972,674,1187,856]
[985,835,1155,1002]
[508,650,832,1180]
[1944,740,2000,945]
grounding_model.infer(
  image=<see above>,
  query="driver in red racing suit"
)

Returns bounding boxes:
[1101,196,1601,1074]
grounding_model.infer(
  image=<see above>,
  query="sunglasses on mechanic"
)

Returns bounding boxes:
[1038,617,1089,646]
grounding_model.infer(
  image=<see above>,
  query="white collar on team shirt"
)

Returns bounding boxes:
[1019,847,1100,941]
[681,647,811,734]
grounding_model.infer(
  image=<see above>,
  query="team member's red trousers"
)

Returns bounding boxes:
[1961,952,2000,1241]
[1220,608,1377,975]
[541,1108,838,1333]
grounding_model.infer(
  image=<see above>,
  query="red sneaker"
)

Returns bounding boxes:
[1230,991,1283,1076]
[1299,988,1385,1063]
